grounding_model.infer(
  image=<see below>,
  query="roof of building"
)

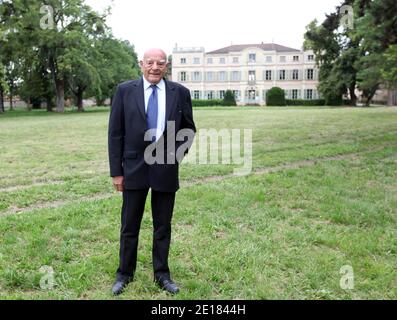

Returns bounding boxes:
[206,43,301,54]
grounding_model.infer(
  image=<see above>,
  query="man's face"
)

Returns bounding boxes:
[140,50,168,84]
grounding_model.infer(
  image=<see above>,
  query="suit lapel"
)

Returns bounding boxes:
[165,79,177,122]
[133,77,146,121]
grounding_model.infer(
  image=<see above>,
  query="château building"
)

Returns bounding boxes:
[171,43,320,105]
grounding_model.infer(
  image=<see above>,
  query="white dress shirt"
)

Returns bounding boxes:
[143,77,166,141]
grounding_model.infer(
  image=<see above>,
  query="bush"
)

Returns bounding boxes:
[192,99,223,107]
[266,87,286,106]
[286,99,326,106]
[223,90,236,106]
[325,94,343,106]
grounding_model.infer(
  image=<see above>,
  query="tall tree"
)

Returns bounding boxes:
[90,37,140,106]
[40,0,107,112]
[0,0,141,113]
[18,52,55,111]
[355,0,397,105]
[0,0,108,112]
[304,1,364,106]
[305,0,397,106]
[66,46,101,111]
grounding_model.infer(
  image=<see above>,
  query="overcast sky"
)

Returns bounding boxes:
[85,0,343,59]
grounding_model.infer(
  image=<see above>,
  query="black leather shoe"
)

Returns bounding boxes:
[155,277,180,294]
[112,278,131,296]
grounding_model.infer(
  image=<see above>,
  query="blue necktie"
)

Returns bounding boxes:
[147,84,158,141]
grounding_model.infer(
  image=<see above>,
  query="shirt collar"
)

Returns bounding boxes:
[143,76,165,91]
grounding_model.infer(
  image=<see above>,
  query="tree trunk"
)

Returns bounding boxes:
[349,84,357,106]
[9,87,13,111]
[0,85,4,113]
[76,87,84,112]
[365,92,375,107]
[96,98,105,106]
[46,96,52,112]
[366,87,378,107]
[26,97,32,111]
[49,55,65,112]
[55,79,65,112]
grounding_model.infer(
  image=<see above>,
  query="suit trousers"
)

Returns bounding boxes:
[116,188,176,281]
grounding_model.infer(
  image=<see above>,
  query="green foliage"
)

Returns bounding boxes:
[192,99,223,107]
[304,10,357,105]
[0,0,140,112]
[381,45,397,86]
[266,87,286,106]
[286,99,325,106]
[90,38,140,105]
[223,90,236,106]
[304,0,397,106]
[325,94,343,106]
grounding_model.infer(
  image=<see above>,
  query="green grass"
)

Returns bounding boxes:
[0,106,396,299]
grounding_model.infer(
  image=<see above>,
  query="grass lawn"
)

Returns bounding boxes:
[0,106,396,299]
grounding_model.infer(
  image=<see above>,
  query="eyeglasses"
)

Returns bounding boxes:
[143,59,167,68]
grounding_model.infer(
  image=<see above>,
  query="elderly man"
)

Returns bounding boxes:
[108,48,196,295]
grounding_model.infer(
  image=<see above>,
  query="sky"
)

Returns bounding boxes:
[85,0,343,59]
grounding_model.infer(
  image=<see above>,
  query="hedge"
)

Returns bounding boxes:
[286,99,326,106]
[192,99,223,107]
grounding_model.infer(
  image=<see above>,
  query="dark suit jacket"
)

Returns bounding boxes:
[108,77,196,192]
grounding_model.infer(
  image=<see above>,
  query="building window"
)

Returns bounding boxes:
[266,56,273,63]
[180,58,186,64]
[306,89,313,100]
[207,91,214,99]
[220,90,225,99]
[192,71,201,81]
[292,89,298,99]
[233,57,239,63]
[292,69,299,80]
[279,70,286,80]
[231,71,240,81]
[293,56,299,62]
[308,55,314,61]
[219,57,226,64]
[180,72,187,82]
[265,70,272,81]
[280,56,286,63]
[206,72,214,82]
[207,58,213,64]
[218,71,227,81]
[249,53,256,63]
[193,90,200,99]
[232,90,240,101]
[307,69,314,80]
[248,70,256,83]
[193,57,200,64]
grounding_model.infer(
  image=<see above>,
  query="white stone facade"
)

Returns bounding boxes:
[171,44,320,105]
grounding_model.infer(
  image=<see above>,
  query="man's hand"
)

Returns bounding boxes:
[112,176,124,192]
